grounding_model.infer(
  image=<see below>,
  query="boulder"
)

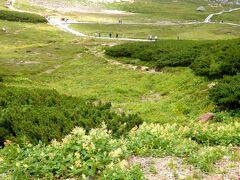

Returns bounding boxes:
[141,66,149,71]
[198,112,214,123]
[2,28,6,32]
[196,6,206,12]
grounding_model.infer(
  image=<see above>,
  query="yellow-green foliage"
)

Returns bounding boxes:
[0,122,238,178]
[0,126,144,179]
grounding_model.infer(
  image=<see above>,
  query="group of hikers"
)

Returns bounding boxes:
[94,32,160,41]
[6,0,12,6]
[58,17,162,41]
[61,17,69,23]
[148,35,158,41]
[95,32,119,38]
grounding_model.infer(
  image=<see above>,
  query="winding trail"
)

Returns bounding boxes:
[204,8,240,24]
[6,0,240,41]
[48,18,151,41]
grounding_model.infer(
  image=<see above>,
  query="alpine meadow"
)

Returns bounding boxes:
[0,0,240,179]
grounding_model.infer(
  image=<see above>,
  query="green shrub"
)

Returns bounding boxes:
[106,39,240,79]
[0,10,47,23]
[0,86,143,146]
[190,42,240,79]
[209,75,240,110]
[105,40,201,68]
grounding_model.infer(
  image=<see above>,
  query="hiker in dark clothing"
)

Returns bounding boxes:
[116,33,119,38]
[109,33,112,38]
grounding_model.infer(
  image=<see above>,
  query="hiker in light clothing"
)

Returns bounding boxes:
[154,36,158,41]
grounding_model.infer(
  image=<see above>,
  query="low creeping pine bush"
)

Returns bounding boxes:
[105,39,240,79]
[209,75,240,110]
[0,86,143,146]
[0,10,47,23]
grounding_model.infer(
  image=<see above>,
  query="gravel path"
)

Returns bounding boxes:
[204,8,240,23]
[48,17,151,41]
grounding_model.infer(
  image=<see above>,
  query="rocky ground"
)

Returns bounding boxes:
[28,0,132,14]
[129,156,240,180]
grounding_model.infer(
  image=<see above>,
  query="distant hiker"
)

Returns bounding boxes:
[2,28,6,32]
[6,1,12,6]
[109,33,112,38]
[98,33,101,37]
[118,19,122,24]
[154,36,158,41]
[177,36,180,40]
[95,32,98,37]
[149,35,152,40]
[116,33,119,38]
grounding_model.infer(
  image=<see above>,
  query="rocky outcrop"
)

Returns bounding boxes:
[207,0,240,5]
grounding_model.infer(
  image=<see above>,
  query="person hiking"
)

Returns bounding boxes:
[116,33,119,38]
[109,33,112,38]
[154,36,158,41]
[149,35,153,40]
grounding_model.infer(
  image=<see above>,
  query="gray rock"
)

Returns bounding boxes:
[196,6,206,12]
